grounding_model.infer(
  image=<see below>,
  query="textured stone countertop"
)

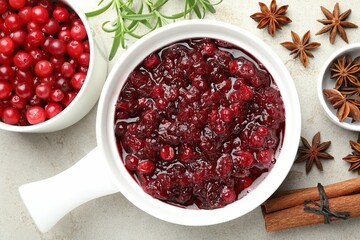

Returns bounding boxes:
[1,0,360,239]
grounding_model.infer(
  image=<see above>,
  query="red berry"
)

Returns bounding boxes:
[160,144,175,161]
[70,24,86,41]
[0,0,8,14]
[2,107,20,124]
[62,91,76,106]
[4,13,23,31]
[41,18,60,35]
[219,108,233,123]
[10,30,27,45]
[67,40,83,58]
[26,30,45,47]
[31,6,49,24]
[18,6,32,23]
[52,7,69,22]
[137,160,155,175]
[13,51,33,70]
[70,72,86,90]
[78,52,90,67]
[0,80,12,100]
[48,39,66,57]
[45,102,62,119]
[26,105,46,124]
[58,30,71,43]
[0,65,14,81]
[35,83,51,99]
[10,94,27,109]
[35,60,53,77]
[125,154,139,171]
[0,37,14,54]
[9,0,26,9]
[15,81,33,99]
[50,89,64,102]
[60,62,75,77]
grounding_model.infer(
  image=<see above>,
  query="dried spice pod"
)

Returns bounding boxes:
[295,132,334,174]
[316,3,358,44]
[343,133,360,174]
[323,88,360,122]
[329,55,360,89]
[281,31,320,67]
[250,0,292,37]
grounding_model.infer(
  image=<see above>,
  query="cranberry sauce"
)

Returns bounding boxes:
[114,38,285,209]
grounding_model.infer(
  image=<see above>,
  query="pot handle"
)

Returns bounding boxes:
[19,147,118,233]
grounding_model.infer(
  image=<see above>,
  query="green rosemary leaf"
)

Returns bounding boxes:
[109,25,123,61]
[202,0,216,13]
[123,13,155,21]
[85,0,113,17]
[153,0,168,9]
[97,0,105,6]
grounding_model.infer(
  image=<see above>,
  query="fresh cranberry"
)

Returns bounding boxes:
[62,91,76,106]
[67,40,83,59]
[70,72,85,90]
[70,24,86,41]
[10,30,27,45]
[15,81,33,99]
[0,65,14,81]
[4,13,23,31]
[52,7,69,22]
[58,30,71,43]
[0,0,8,14]
[35,83,51,99]
[31,6,48,24]
[15,69,32,83]
[50,89,64,102]
[2,107,20,124]
[9,0,26,9]
[0,53,13,65]
[77,52,89,67]
[41,18,60,35]
[26,30,45,47]
[60,61,75,78]
[10,94,27,109]
[13,51,33,69]
[48,39,66,57]
[0,80,12,100]
[18,6,32,23]
[26,20,41,31]
[26,105,45,124]
[34,60,53,77]
[44,102,62,119]
[0,37,14,54]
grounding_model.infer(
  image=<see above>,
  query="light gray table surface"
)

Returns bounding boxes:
[1,0,360,239]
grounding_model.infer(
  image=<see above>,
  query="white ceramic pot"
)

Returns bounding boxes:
[0,0,108,133]
[19,20,301,233]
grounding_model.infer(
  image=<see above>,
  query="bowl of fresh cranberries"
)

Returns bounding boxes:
[19,20,301,232]
[0,0,107,132]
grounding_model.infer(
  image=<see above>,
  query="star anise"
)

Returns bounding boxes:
[281,31,321,67]
[323,88,360,122]
[329,55,360,89]
[343,133,360,174]
[250,0,292,37]
[316,3,358,44]
[295,132,334,174]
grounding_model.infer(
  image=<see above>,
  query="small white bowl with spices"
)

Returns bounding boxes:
[317,43,360,131]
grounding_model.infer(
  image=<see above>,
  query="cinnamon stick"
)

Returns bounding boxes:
[263,178,360,214]
[264,193,360,232]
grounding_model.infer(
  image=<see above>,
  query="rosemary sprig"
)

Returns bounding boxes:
[85,0,222,60]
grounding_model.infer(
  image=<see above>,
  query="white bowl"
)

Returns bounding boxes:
[0,0,107,133]
[317,43,360,131]
[98,20,302,226]
[19,20,301,232]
